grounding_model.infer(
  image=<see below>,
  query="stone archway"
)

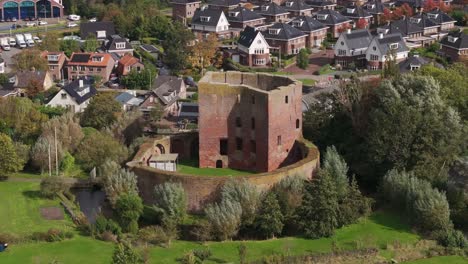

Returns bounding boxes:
[215,160,222,168]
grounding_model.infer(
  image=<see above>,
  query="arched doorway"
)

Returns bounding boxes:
[20,1,35,19]
[156,144,165,154]
[216,160,222,168]
[37,0,51,18]
[3,2,19,20]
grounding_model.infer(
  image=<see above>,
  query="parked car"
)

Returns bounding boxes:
[89,17,97,22]
[11,17,17,22]
[25,22,36,27]
[68,14,80,21]
[33,36,42,43]
[38,21,48,26]
[67,22,78,28]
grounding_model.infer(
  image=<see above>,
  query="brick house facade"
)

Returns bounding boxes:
[238,26,271,66]
[41,51,67,81]
[263,22,307,55]
[171,0,201,22]
[290,16,328,48]
[314,9,352,38]
[254,3,290,23]
[65,53,115,82]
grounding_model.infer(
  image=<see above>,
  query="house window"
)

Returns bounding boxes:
[80,66,85,71]
[370,54,379,61]
[89,67,94,72]
[72,66,77,71]
[277,135,282,146]
[61,93,67,99]
[236,117,242,127]
[285,95,288,104]
[97,68,102,72]
[261,5,268,11]
[254,49,264,54]
[250,140,256,154]
[316,14,328,20]
[296,119,300,129]
[254,59,266,65]
[269,28,281,35]
[200,16,210,22]
[220,139,228,155]
[389,43,399,49]
[236,137,243,151]
[251,96,255,104]
[47,55,59,61]
[338,49,346,55]
[372,46,376,51]
[251,118,255,130]
[115,42,126,49]
[49,66,55,70]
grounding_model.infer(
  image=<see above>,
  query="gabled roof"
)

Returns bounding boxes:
[227,7,265,23]
[254,3,289,16]
[41,51,67,64]
[263,22,306,40]
[118,54,142,67]
[290,16,327,33]
[171,0,201,4]
[410,13,439,29]
[15,70,48,88]
[373,33,408,55]
[63,77,97,105]
[115,92,143,106]
[363,0,385,14]
[384,18,423,37]
[206,0,240,7]
[440,31,468,50]
[238,26,265,48]
[305,0,336,7]
[398,55,443,73]
[314,9,351,25]
[192,8,225,27]
[153,76,186,95]
[103,35,133,51]
[341,4,372,19]
[67,53,113,67]
[283,0,312,12]
[425,9,456,25]
[340,29,372,50]
[80,21,115,39]
[395,0,422,8]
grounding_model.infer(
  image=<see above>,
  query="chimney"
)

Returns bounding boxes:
[79,79,84,88]
[379,33,384,39]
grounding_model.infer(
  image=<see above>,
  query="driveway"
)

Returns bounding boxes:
[2,46,22,73]
[282,49,334,75]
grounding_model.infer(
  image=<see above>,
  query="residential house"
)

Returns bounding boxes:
[65,53,115,82]
[254,3,290,23]
[237,26,271,66]
[102,35,134,57]
[334,29,372,68]
[47,77,97,113]
[425,9,456,32]
[171,0,201,23]
[117,54,145,76]
[314,9,352,38]
[140,44,162,62]
[305,0,336,11]
[80,21,116,41]
[290,16,328,48]
[206,0,241,11]
[140,76,187,117]
[262,22,307,55]
[283,0,313,17]
[394,0,423,9]
[341,4,373,27]
[409,13,440,36]
[191,7,233,39]
[439,31,468,62]
[178,102,199,120]
[41,51,67,81]
[398,53,443,73]
[14,70,54,94]
[366,33,409,70]
[363,0,385,25]
[226,7,266,29]
[379,18,424,40]
[115,91,144,111]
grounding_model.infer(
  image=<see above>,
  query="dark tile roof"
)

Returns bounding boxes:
[340,29,372,50]
[115,92,136,104]
[254,3,289,16]
[207,0,240,7]
[63,77,97,105]
[314,9,351,25]
[363,0,385,14]
[341,4,372,19]
[140,44,160,53]
[103,34,133,51]
[283,0,312,12]
[238,26,261,47]
[395,0,422,8]
[440,31,468,50]
[171,0,201,4]
[290,16,327,32]
[227,7,265,23]
[15,71,48,88]
[410,13,439,29]
[152,75,186,106]
[305,0,335,7]
[374,33,408,55]
[426,9,456,25]
[384,18,423,37]
[263,22,306,40]
[192,8,224,27]
[398,54,443,73]
[80,21,116,39]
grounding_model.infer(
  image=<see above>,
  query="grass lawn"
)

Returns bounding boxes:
[2,211,421,263]
[0,181,74,235]
[403,256,468,264]
[298,78,317,86]
[178,159,252,176]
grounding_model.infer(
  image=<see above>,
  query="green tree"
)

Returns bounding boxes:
[153,182,187,224]
[12,49,48,71]
[272,176,304,233]
[60,39,81,57]
[296,48,309,70]
[75,131,128,171]
[31,135,63,174]
[162,22,194,74]
[60,151,75,173]
[338,176,372,227]
[296,170,339,238]
[40,113,84,153]
[0,133,23,176]
[205,199,242,241]
[83,34,99,52]
[111,241,143,264]
[382,48,399,78]
[323,146,349,198]
[38,32,60,51]
[115,193,143,234]
[254,192,284,239]
[81,93,123,130]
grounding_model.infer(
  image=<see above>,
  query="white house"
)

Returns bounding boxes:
[237,26,270,67]
[191,6,231,39]
[334,29,372,69]
[47,77,97,113]
[366,33,409,70]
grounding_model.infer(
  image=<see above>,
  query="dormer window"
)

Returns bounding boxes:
[47,54,59,61]
[368,4,375,9]
[229,11,239,17]
[286,1,293,7]
[317,14,328,20]
[261,5,269,11]
[92,56,103,62]
[96,30,106,38]
[293,20,304,27]
[448,36,458,43]
[347,8,355,13]
[115,42,126,49]
[410,64,420,71]
[200,16,210,22]
[427,13,438,19]
[389,43,399,49]
[410,18,421,23]
[269,28,281,35]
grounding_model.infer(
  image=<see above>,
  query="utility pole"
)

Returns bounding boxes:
[48,144,51,177]
[54,127,58,176]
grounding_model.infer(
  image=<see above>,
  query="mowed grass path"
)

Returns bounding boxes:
[0,181,74,234]
[178,159,252,176]
[2,212,420,264]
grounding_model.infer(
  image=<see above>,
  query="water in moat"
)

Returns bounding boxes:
[73,188,112,224]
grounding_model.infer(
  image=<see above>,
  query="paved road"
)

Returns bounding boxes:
[2,46,22,73]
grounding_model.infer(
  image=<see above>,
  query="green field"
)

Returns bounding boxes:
[298,78,317,86]
[403,256,468,264]
[0,181,74,234]
[178,159,252,176]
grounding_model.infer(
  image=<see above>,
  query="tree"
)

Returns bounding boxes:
[382,48,399,78]
[254,192,284,239]
[323,146,349,198]
[356,18,368,29]
[60,39,81,57]
[296,170,339,238]
[205,200,242,241]
[423,0,437,11]
[60,151,75,174]
[31,135,63,174]
[187,34,219,73]
[12,49,48,71]
[102,168,139,206]
[273,176,305,233]
[40,113,84,153]
[81,93,123,130]
[115,193,143,233]
[0,133,23,176]
[83,34,99,52]
[121,66,157,90]
[111,241,143,264]
[153,182,187,224]
[38,32,60,51]
[296,49,309,70]
[162,22,194,74]
[75,131,128,171]
[381,8,393,24]
[338,176,371,227]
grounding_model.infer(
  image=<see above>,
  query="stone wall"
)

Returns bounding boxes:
[128,138,319,212]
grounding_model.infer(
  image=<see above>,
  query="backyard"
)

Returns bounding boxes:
[177,159,252,176]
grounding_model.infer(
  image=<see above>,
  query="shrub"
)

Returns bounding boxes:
[99,160,138,207]
[153,182,187,224]
[0,233,21,244]
[205,200,242,241]
[115,193,143,234]
[93,215,122,237]
[40,176,70,198]
[100,231,118,242]
[30,229,73,242]
[138,226,169,246]
[193,247,212,262]
[433,228,467,249]
[60,151,75,173]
